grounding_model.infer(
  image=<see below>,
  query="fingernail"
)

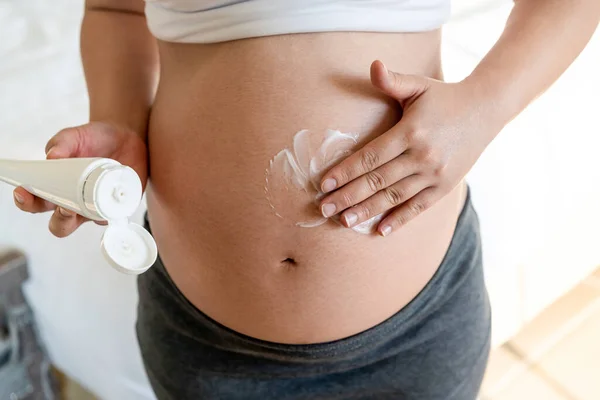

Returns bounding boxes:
[14,192,24,204]
[322,178,337,193]
[343,213,358,227]
[321,203,337,218]
[58,207,74,217]
[380,225,392,237]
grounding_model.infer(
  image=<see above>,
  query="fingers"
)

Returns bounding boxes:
[320,132,409,193]
[370,60,429,101]
[14,186,89,237]
[320,155,415,218]
[377,187,438,237]
[318,61,430,194]
[13,187,56,213]
[338,175,429,230]
[48,207,88,238]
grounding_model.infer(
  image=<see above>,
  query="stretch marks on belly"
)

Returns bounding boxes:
[265,129,384,234]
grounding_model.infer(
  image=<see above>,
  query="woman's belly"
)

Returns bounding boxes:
[146,31,467,344]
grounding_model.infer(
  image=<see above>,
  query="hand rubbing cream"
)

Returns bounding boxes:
[265,129,385,234]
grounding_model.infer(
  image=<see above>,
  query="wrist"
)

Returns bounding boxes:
[459,72,520,137]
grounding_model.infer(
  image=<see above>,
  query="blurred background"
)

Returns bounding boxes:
[0,0,598,399]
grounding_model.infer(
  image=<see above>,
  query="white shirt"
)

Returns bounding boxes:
[144,0,451,43]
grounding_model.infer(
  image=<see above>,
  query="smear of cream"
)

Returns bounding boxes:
[265,129,386,234]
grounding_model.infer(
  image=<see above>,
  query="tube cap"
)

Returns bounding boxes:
[93,166,143,220]
[100,222,158,275]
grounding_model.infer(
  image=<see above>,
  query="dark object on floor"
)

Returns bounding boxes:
[0,249,60,400]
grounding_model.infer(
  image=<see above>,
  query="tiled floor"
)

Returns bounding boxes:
[481,267,600,400]
[61,267,600,400]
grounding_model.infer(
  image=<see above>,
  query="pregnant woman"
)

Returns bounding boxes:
[14,0,599,398]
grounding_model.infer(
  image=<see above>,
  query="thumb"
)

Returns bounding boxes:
[45,126,85,159]
[370,60,429,101]
[45,123,120,160]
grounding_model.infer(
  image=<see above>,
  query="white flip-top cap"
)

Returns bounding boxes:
[83,161,157,274]
[101,221,158,274]
[93,166,142,220]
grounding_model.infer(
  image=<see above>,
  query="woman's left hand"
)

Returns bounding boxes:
[319,60,499,236]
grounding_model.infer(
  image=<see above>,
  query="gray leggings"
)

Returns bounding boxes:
[136,189,491,399]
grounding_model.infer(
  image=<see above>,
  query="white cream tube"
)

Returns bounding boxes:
[0,157,157,274]
[0,158,135,220]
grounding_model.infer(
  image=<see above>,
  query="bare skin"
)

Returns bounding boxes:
[145,31,467,343]
[13,0,600,344]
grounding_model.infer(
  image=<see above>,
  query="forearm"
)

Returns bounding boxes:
[464,0,600,131]
[81,3,159,139]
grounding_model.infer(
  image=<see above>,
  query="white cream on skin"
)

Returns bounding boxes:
[265,129,385,234]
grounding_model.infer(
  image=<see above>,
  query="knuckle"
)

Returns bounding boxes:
[383,186,405,206]
[337,168,351,185]
[356,204,371,220]
[360,147,380,171]
[409,200,427,216]
[365,171,386,193]
[394,212,409,226]
[340,191,354,207]
[404,128,419,142]
[418,147,437,166]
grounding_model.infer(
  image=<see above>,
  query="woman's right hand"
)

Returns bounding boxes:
[13,121,148,238]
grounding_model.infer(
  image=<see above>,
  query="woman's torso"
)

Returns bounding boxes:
[146,30,467,344]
